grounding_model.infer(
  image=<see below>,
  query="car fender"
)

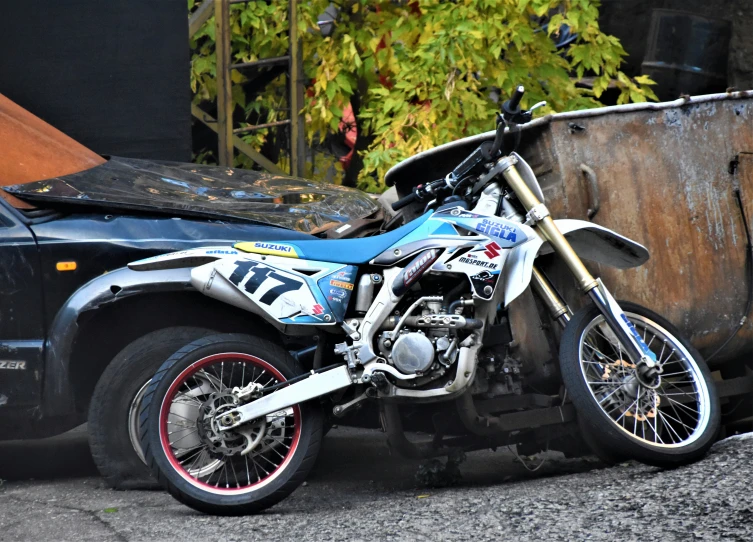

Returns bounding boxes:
[502,219,649,306]
[43,266,193,415]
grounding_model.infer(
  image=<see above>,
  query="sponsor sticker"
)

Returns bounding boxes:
[205,249,238,255]
[329,288,347,299]
[330,279,354,290]
[475,219,518,242]
[234,241,298,258]
[458,257,497,269]
[404,249,439,284]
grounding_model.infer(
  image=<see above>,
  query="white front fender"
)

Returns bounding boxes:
[502,219,649,306]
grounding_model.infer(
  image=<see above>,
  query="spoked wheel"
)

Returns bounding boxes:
[139,333,323,515]
[560,301,720,468]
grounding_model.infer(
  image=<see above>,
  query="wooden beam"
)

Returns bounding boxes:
[191,104,286,175]
[189,0,215,38]
[288,0,306,177]
[214,0,234,167]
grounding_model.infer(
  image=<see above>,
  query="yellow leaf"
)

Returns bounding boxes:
[634,74,657,86]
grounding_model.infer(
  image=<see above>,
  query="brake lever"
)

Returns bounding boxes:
[501,101,545,126]
[530,100,547,113]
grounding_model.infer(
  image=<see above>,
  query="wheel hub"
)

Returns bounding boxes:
[635,360,661,389]
[599,360,660,419]
[197,392,266,456]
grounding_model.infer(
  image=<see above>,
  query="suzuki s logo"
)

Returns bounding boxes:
[483,242,501,259]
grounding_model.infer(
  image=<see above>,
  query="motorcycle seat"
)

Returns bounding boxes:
[236,212,432,264]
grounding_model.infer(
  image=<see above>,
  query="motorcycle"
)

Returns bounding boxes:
[132,86,720,515]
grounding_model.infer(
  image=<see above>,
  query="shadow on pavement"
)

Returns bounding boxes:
[308,427,603,493]
[0,425,98,481]
[0,424,602,491]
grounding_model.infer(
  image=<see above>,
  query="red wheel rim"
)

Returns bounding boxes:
[158,352,301,495]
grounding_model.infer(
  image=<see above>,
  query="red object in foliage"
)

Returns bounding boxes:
[338,102,357,169]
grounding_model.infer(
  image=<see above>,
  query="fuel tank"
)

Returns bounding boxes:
[386,91,753,366]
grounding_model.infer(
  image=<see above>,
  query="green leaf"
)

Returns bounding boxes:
[335,72,353,94]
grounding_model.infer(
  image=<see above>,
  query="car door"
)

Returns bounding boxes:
[0,200,45,409]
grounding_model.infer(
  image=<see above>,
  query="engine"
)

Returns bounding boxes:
[376,298,480,385]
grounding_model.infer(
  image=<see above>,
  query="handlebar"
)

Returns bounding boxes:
[494,84,530,155]
[391,190,420,211]
[508,85,525,111]
[392,84,532,212]
[391,178,450,211]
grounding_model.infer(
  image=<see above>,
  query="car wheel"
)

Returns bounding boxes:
[88,326,213,489]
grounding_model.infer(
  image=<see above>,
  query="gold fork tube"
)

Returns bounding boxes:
[502,164,598,293]
[530,266,571,327]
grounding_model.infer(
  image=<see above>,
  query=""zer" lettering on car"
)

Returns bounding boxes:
[0,361,26,370]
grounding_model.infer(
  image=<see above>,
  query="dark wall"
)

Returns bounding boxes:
[0,0,191,162]
[600,0,753,95]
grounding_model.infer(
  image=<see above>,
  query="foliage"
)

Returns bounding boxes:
[189,0,656,192]
[189,0,291,157]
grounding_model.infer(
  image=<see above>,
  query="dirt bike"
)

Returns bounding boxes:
[132,86,720,515]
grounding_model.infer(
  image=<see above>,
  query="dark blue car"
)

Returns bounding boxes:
[0,154,380,488]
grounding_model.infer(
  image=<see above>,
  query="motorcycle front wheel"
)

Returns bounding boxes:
[560,301,720,468]
[139,333,323,515]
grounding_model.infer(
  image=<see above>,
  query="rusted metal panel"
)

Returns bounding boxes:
[386,92,753,366]
[537,97,753,365]
[0,93,105,208]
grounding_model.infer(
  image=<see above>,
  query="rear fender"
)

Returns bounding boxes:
[502,219,649,306]
[128,246,241,271]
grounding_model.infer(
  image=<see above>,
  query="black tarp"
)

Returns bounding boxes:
[0,0,191,161]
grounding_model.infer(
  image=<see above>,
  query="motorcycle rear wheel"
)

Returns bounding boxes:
[139,333,323,515]
[560,301,720,468]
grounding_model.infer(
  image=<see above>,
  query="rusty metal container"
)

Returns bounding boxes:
[386,91,753,367]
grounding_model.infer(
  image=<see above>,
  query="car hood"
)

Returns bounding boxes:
[4,156,379,233]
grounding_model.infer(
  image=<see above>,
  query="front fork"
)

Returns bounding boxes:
[500,158,658,371]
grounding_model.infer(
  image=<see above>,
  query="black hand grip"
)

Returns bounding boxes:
[508,85,525,111]
[391,190,418,211]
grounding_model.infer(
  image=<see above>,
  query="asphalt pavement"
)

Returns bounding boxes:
[0,426,751,542]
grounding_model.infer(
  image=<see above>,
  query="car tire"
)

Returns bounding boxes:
[88,326,213,489]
